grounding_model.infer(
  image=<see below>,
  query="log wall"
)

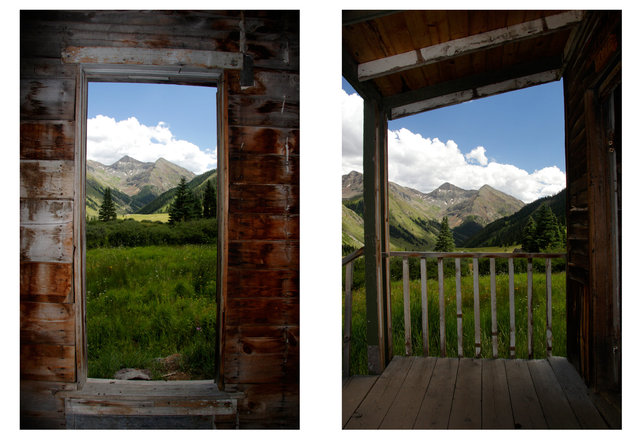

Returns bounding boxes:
[563,10,621,392]
[20,10,299,429]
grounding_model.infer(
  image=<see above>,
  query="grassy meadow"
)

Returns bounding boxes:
[344,259,566,376]
[87,244,217,379]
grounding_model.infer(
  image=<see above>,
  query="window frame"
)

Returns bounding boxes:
[74,64,225,388]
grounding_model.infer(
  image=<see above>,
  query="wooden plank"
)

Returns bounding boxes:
[342,376,378,428]
[21,343,76,382]
[509,258,516,358]
[482,359,513,429]
[219,351,298,384]
[358,11,583,81]
[225,297,298,326]
[20,199,73,224]
[20,121,75,160]
[20,222,73,263]
[229,154,299,185]
[20,262,73,303]
[227,95,299,129]
[504,359,546,428]
[20,79,76,120]
[228,184,299,214]
[226,267,298,298]
[449,358,482,428]
[413,357,459,429]
[490,258,498,358]
[455,258,463,357]
[20,380,71,429]
[420,258,429,356]
[228,213,298,241]
[402,257,412,356]
[438,258,446,357]
[227,70,299,100]
[473,258,481,357]
[528,359,580,428]
[66,414,216,429]
[344,261,353,378]
[344,356,413,429]
[62,46,241,69]
[546,258,553,357]
[547,357,608,428]
[20,160,75,199]
[227,240,298,270]
[379,357,437,429]
[228,126,299,156]
[527,258,533,358]
[20,302,75,345]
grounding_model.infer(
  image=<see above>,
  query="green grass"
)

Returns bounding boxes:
[87,244,217,379]
[122,213,170,222]
[344,270,566,376]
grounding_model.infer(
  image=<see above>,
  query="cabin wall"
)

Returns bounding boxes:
[20,10,299,429]
[563,10,621,392]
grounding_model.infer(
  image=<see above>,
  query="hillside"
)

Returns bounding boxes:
[136,169,217,214]
[342,171,525,251]
[462,189,566,248]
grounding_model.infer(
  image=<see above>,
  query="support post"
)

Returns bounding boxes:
[363,97,390,374]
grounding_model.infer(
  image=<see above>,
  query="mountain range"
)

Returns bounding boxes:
[342,170,538,251]
[86,155,215,218]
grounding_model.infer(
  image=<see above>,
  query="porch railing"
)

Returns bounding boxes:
[342,248,566,377]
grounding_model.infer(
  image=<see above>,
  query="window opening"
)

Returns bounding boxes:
[86,82,218,381]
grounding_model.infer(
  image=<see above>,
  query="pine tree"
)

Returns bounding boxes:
[535,204,561,250]
[202,179,216,219]
[98,187,117,222]
[434,216,455,252]
[169,177,201,223]
[522,216,538,252]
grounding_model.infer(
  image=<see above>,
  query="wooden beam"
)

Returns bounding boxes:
[358,10,584,81]
[61,47,242,70]
[342,46,382,102]
[390,68,561,119]
[342,10,401,26]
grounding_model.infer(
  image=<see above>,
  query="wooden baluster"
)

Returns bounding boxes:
[473,258,481,358]
[438,258,446,357]
[343,261,353,378]
[403,257,412,356]
[421,257,429,357]
[455,258,463,357]
[508,258,516,359]
[546,258,553,357]
[527,258,533,359]
[490,258,498,358]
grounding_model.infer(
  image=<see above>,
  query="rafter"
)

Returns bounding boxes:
[358,10,584,82]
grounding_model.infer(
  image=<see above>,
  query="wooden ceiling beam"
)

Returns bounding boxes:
[358,10,583,82]
[388,57,562,119]
[342,46,383,102]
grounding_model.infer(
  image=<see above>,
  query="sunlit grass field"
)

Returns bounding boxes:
[122,213,170,223]
[86,244,217,379]
[344,269,566,376]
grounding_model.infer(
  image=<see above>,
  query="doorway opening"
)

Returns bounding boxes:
[85,81,219,381]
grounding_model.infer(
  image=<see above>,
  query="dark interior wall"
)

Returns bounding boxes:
[20,10,299,428]
[563,10,621,392]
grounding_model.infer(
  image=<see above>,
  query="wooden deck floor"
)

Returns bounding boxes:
[343,356,620,429]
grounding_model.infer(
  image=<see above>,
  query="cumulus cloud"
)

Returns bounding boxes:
[342,91,565,203]
[87,115,216,174]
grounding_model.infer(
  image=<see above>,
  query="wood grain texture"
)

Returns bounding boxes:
[343,376,378,427]
[228,213,298,241]
[229,154,299,185]
[20,160,75,199]
[20,79,76,120]
[227,240,299,270]
[481,359,513,428]
[20,222,73,263]
[20,121,75,160]
[528,359,580,428]
[20,262,73,303]
[21,343,76,382]
[228,184,298,214]
[20,199,74,224]
[225,298,298,326]
[228,126,299,156]
[226,267,298,298]
[413,357,459,429]
[449,358,482,428]
[21,302,75,345]
[504,359,546,428]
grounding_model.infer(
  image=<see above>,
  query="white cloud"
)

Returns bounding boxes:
[87,115,216,174]
[465,146,488,166]
[341,91,565,203]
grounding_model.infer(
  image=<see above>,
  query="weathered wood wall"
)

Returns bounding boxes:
[563,10,621,392]
[20,10,299,429]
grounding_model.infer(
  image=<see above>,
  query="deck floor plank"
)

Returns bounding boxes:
[448,358,482,429]
[379,357,437,429]
[504,359,547,428]
[482,358,514,429]
[528,359,581,428]
[413,357,459,429]
[344,356,414,429]
[342,376,378,428]
[547,356,608,428]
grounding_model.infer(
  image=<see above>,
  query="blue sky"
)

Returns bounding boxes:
[87,82,217,174]
[342,77,567,202]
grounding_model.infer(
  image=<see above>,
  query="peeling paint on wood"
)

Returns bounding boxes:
[20,262,73,303]
[21,302,75,345]
[21,344,76,382]
[20,223,73,263]
[20,121,75,160]
[20,199,74,224]
[20,160,75,199]
[20,79,76,120]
